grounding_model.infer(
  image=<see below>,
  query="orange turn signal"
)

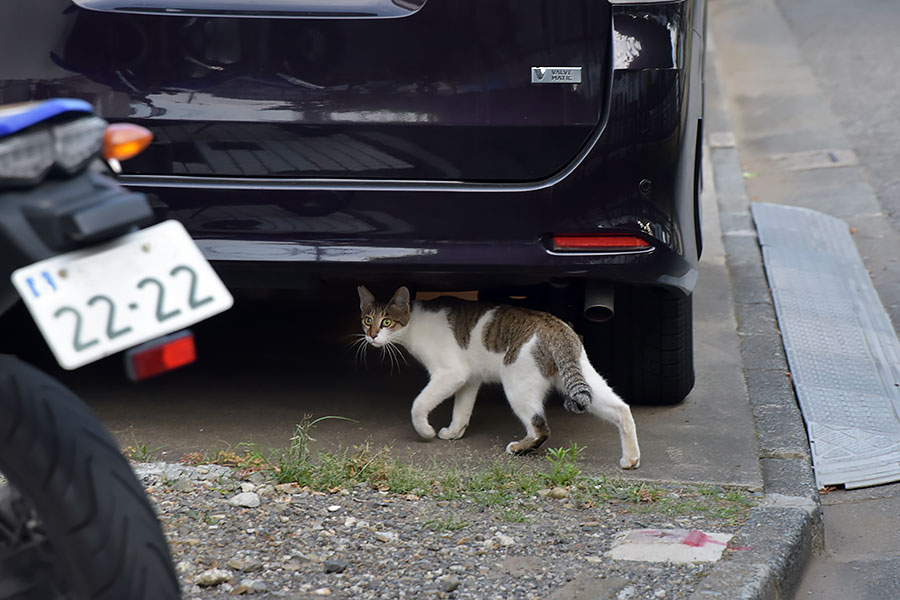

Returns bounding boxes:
[102,123,153,161]
[551,234,651,251]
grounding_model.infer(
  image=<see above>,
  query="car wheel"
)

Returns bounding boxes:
[580,285,694,406]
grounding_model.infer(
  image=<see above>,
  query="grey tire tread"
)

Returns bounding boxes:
[0,354,180,600]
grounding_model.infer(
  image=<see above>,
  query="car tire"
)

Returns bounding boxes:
[0,355,181,600]
[580,285,694,406]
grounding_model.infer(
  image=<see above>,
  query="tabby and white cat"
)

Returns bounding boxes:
[357,286,640,469]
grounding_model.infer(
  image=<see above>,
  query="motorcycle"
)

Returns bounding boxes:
[0,99,233,599]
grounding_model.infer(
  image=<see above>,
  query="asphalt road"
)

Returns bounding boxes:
[778,0,900,232]
[711,0,900,597]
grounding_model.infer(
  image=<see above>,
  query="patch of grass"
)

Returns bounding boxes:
[500,508,536,524]
[576,476,756,524]
[424,516,469,532]
[179,420,756,526]
[123,442,164,462]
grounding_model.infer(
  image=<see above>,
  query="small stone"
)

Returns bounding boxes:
[344,517,358,528]
[229,492,260,508]
[327,505,342,513]
[232,578,266,595]
[283,559,302,572]
[248,472,266,484]
[313,588,332,596]
[226,558,263,573]
[173,479,194,492]
[550,487,568,499]
[185,538,202,547]
[240,482,256,493]
[654,590,667,598]
[175,560,193,575]
[496,533,515,546]
[375,531,398,543]
[275,483,297,494]
[437,575,460,593]
[256,484,274,497]
[324,559,348,574]
[537,488,552,497]
[617,586,637,600]
[195,568,232,587]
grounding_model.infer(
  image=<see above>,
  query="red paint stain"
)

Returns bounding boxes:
[682,530,751,551]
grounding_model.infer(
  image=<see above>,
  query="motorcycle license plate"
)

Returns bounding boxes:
[11,220,233,370]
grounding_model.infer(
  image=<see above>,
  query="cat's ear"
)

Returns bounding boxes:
[358,285,375,313]
[388,286,411,312]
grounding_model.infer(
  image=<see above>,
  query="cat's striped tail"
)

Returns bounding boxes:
[551,336,592,414]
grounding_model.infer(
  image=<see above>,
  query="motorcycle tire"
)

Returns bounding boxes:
[0,355,181,600]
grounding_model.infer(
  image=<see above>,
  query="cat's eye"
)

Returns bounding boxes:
[363,316,373,326]
[381,318,393,327]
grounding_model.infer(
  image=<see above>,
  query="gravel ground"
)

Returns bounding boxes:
[135,463,750,600]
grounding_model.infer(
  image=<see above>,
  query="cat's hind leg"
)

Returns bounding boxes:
[500,369,551,455]
[578,351,641,469]
[438,380,480,440]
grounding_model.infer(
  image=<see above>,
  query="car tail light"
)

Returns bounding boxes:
[550,234,651,251]
[125,330,196,381]
[103,123,153,162]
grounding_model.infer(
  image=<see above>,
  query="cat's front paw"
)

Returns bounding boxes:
[438,426,466,440]
[619,454,641,469]
[413,422,436,440]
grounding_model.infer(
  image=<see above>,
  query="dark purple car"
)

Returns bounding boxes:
[0,0,706,405]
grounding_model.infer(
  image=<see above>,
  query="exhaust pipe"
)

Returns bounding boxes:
[584,281,614,322]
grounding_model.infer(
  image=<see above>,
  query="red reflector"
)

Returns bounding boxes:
[551,234,651,251]
[126,331,196,381]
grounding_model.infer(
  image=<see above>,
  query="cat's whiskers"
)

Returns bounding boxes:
[387,340,408,367]
[383,340,406,374]
[346,334,370,369]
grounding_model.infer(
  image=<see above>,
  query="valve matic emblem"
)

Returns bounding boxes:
[531,67,582,84]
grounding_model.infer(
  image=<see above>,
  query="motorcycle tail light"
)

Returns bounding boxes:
[0,129,54,184]
[52,116,106,173]
[550,234,651,251]
[125,330,196,381]
[103,123,153,162]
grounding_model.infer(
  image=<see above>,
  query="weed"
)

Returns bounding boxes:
[123,442,164,462]
[500,508,535,524]
[542,442,585,487]
[424,516,469,532]
[470,489,512,509]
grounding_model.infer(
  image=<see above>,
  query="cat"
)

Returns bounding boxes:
[357,285,641,469]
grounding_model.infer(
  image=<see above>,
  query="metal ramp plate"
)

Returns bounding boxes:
[752,203,900,489]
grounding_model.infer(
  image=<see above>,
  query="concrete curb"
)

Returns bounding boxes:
[688,32,823,600]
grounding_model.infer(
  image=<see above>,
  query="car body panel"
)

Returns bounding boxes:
[0,0,706,295]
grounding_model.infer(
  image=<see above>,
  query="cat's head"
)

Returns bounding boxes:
[357,285,411,347]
